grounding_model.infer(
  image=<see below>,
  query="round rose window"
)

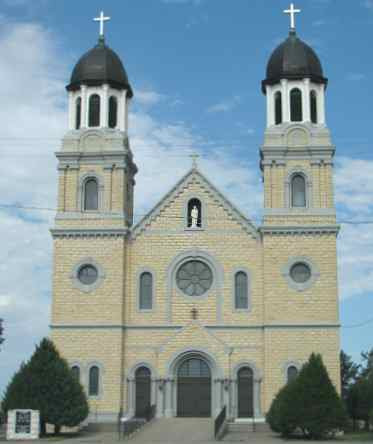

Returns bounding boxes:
[290,263,311,283]
[176,260,213,296]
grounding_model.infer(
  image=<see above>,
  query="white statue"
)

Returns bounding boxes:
[191,205,199,228]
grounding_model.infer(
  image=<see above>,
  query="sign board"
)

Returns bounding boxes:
[6,410,40,440]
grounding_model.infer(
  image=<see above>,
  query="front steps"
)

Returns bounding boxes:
[221,420,271,441]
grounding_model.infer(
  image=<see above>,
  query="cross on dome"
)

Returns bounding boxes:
[284,3,301,30]
[93,11,111,39]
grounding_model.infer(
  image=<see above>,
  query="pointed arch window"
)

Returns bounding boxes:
[84,178,99,211]
[71,365,80,382]
[291,174,306,208]
[108,96,118,128]
[187,198,202,228]
[287,365,299,383]
[290,88,303,122]
[75,97,81,130]
[89,366,99,396]
[139,272,153,310]
[88,94,100,127]
[235,271,249,309]
[275,91,282,125]
[310,90,317,124]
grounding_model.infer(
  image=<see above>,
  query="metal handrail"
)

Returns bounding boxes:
[214,405,227,439]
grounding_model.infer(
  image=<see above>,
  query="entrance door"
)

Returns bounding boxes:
[177,358,211,417]
[135,367,151,418]
[238,367,254,418]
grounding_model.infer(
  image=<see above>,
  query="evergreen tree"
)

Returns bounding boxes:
[0,318,4,351]
[26,338,89,434]
[340,350,359,402]
[1,338,89,435]
[360,348,373,379]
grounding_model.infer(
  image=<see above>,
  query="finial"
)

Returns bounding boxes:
[94,11,111,42]
[283,3,301,31]
[189,153,200,169]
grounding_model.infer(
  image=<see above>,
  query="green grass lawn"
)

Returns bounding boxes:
[337,431,373,441]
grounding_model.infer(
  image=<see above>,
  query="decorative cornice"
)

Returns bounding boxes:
[263,208,336,217]
[50,228,129,239]
[259,225,340,235]
[55,212,127,221]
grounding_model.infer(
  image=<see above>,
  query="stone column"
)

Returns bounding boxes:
[164,379,174,418]
[304,78,311,122]
[81,85,88,128]
[101,84,109,128]
[254,378,262,418]
[127,378,135,417]
[156,380,164,418]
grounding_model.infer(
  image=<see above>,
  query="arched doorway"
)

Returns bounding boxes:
[177,357,211,417]
[237,367,254,418]
[135,367,151,418]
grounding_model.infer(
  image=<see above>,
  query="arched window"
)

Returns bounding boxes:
[75,97,81,130]
[235,271,248,309]
[89,366,99,396]
[84,178,98,211]
[290,88,303,122]
[310,90,317,124]
[108,96,118,129]
[291,174,306,208]
[187,198,202,228]
[287,365,299,383]
[275,91,282,125]
[71,365,80,382]
[139,272,153,310]
[88,94,100,127]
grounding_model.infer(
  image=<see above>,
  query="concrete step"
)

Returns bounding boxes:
[132,418,214,442]
[227,421,271,433]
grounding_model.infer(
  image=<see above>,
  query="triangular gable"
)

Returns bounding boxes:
[131,166,258,239]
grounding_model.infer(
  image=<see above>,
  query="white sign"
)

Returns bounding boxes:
[6,410,40,440]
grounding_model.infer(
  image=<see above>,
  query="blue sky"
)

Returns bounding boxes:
[1,0,373,394]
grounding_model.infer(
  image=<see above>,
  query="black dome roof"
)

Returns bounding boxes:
[67,38,133,97]
[262,31,327,93]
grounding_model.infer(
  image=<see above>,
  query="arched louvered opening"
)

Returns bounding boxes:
[108,96,118,128]
[287,365,299,383]
[290,88,303,122]
[310,90,317,124]
[291,174,306,208]
[88,94,100,127]
[275,91,282,125]
[75,97,81,130]
[84,178,99,211]
[139,272,153,310]
[89,366,99,396]
[235,271,248,309]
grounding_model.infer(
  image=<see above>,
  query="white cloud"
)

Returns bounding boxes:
[135,90,165,107]
[206,95,242,113]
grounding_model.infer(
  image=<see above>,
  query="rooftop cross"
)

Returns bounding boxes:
[284,3,301,30]
[94,11,111,38]
[190,153,200,169]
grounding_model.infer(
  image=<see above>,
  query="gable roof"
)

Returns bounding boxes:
[131,166,258,239]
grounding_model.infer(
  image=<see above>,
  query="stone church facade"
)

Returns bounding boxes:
[50,23,340,423]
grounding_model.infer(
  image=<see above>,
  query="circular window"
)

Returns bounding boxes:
[290,263,311,283]
[78,265,98,285]
[176,260,213,296]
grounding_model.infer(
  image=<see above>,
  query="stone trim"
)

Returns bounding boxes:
[285,167,312,209]
[50,323,340,330]
[131,167,258,240]
[281,256,320,292]
[87,361,105,400]
[282,360,302,384]
[136,267,156,312]
[78,171,104,213]
[70,257,106,293]
[55,212,126,220]
[263,208,335,216]
[232,362,263,418]
[51,228,128,238]
[183,193,207,231]
[232,267,252,312]
[259,225,340,235]
[127,362,158,417]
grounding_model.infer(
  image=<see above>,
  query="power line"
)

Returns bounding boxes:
[342,317,373,329]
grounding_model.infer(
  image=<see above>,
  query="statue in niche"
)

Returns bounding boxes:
[191,205,199,228]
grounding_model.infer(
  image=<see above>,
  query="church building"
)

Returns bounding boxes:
[50,6,340,424]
